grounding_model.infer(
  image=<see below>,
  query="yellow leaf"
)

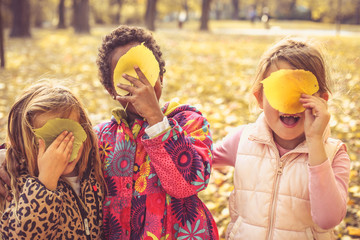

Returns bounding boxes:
[113,43,160,96]
[261,69,319,114]
[347,226,360,236]
[34,118,87,162]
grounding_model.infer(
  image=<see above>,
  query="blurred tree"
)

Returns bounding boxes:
[214,1,221,20]
[356,0,360,24]
[232,0,240,19]
[274,0,295,19]
[200,0,211,30]
[34,0,44,28]
[111,0,123,24]
[336,0,342,33]
[91,0,106,24]
[10,0,31,37]
[72,0,90,33]
[58,0,66,28]
[0,0,4,68]
[296,0,350,23]
[145,0,157,31]
[91,0,141,25]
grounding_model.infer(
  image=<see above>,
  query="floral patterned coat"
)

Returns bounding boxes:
[94,102,219,240]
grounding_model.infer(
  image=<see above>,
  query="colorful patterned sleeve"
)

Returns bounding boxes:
[142,108,213,199]
[0,177,63,239]
[93,122,112,164]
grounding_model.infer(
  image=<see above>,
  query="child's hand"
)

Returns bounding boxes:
[116,66,164,126]
[38,131,74,191]
[299,94,330,142]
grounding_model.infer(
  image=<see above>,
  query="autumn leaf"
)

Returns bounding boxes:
[34,118,87,162]
[261,69,319,114]
[347,226,360,236]
[113,43,160,96]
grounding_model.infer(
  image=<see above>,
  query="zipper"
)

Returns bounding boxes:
[84,218,90,235]
[249,135,306,240]
[92,184,100,225]
[250,136,282,240]
[267,158,283,240]
[62,180,91,240]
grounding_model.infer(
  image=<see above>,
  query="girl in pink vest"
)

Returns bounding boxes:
[214,38,350,240]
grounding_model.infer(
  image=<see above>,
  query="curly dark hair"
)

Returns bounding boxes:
[96,25,166,96]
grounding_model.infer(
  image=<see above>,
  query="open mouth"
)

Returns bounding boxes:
[280,114,300,127]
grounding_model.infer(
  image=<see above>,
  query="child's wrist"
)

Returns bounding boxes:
[306,135,323,144]
[38,173,58,191]
[307,139,327,166]
[307,137,324,150]
[147,112,165,126]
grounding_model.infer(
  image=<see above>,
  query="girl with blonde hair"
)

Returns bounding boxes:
[0,81,105,239]
[214,37,350,239]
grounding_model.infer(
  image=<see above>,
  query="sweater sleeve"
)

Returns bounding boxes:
[308,145,350,229]
[141,111,212,199]
[0,177,63,239]
[213,126,245,168]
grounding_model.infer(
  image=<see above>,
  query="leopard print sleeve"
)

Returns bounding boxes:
[0,177,63,239]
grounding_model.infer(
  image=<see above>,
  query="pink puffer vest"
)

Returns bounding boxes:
[227,115,343,240]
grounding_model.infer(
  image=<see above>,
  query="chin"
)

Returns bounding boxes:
[284,133,305,142]
[62,163,77,177]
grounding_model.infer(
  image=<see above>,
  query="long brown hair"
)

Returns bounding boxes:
[1,80,105,210]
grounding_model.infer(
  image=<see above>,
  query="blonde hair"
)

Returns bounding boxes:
[252,37,331,100]
[1,80,105,210]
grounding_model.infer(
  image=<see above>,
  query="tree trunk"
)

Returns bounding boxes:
[356,0,360,24]
[336,0,341,33]
[34,0,43,28]
[10,0,31,38]
[232,0,239,20]
[111,0,122,25]
[289,0,296,11]
[200,0,211,31]
[58,0,66,29]
[144,0,157,31]
[0,0,5,68]
[215,2,221,20]
[73,0,90,34]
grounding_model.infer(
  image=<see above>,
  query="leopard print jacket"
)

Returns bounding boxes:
[0,165,103,240]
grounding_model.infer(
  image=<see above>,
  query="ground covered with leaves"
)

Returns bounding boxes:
[1,21,359,239]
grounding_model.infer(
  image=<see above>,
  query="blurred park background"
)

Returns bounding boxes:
[1,0,360,239]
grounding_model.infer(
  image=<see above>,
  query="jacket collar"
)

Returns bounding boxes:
[248,113,309,155]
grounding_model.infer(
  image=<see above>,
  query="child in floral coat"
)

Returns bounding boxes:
[95,25,219,239]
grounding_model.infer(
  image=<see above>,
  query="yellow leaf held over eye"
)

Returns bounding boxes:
[113,43,160,96]
[261,69,319,114]
[34,118,87,162]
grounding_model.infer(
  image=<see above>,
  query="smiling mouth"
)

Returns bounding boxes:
[280,114,300,127]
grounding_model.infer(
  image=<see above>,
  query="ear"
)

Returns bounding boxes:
[253,90,263,109]
[321,92,329,101]
[106,86,117,100]
[154,77,163,100]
